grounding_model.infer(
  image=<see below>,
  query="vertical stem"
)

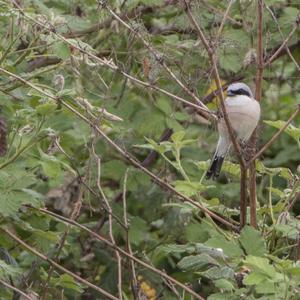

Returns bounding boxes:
[250,0,264,228]
[240,166,248,228]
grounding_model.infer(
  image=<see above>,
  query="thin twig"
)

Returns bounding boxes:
[92,143,123,300]
[248,106,300,165]
[41,170,87,300]
[265,6,300,73]
[122,170,139,299]
[2,228,119,300]
[34,207,205,300]
[0,279,35,300]
[11,1,215,121]
[183,0,246,170]
[249,0,264,228]
[214,0,235,46]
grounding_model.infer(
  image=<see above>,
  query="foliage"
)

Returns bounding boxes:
[0,0,299,299]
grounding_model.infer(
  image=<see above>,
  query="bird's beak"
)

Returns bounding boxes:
[227,90,235,96]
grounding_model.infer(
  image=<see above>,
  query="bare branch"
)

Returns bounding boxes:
[248,105,300,165]
[183,0,246,169]
[2,228,119,300]
[34,207,205,300]
[249,0,265,228]
[0,279,35,300]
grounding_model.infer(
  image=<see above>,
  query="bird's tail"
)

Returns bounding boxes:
[206,155,225,179]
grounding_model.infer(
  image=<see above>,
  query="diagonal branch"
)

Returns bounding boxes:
[183,0,246,169]
[247,105,300,165]
[34,207,205,300]
[11,0,215,121]
[0,279,35,300]
[0,67,238,228]
[2,228,119,300]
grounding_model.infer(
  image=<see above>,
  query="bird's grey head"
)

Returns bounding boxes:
[227,82,253,98]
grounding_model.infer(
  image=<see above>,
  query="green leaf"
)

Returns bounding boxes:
[202,266,235,280]
[172,180,206,197]
[52,41,71,59]
[0,259,21,280]
[55,274,84,293]
[171,131,185,143]
[155,98,172,115]
[177,253,220,271]
[205,236,243,258]
[243,256,282,281]
[239,226,266,256]
[0,169,43,216]
[36,100,57,115]
[159,244,195,255]
[243,272,267,285]
[214,278,235,291]
[264,120,300,143]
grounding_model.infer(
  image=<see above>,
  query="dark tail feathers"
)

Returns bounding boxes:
[206,156,225,180]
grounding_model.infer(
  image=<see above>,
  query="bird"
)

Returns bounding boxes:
[206,82,261,179]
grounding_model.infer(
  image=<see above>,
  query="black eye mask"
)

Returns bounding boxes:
[229,88,251,97]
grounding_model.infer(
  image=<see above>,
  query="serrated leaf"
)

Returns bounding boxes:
[202,266,235,280]
[177,253,220,271]
[239,226,266,256]
[159,244,195,255]
[36,100,57,115]
[0,259,21,280]
[243,256,282,281]
[214,278,235,291]
[205,236,243,258]
[52,41,71,59]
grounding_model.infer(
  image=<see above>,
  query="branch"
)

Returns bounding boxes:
[0,67,238,231]
[63,5,160,38]
[12,1,214,120]
[0,279,35,300]
[249,0,264,228]
[34,207,205,300]
[2,228,119,300]
[99,2,215,120]
[247,105,300,165]
[183,0,246,169]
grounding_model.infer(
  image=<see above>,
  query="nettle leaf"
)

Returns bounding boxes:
[159,243,196,255]
[214,278,235,291]
[205,236,243,259]
[52,41,71,59]
[172,180,206,197]
[0,170,43,216]
[195,244,227,259]
[36,99,57,115]
[177,253,220,271]
[0,259,21,280]
[31,230,61,253]
[201,266,235,280]
[243,256,283,281]
[264,120,300,145]
[239,226,266,256]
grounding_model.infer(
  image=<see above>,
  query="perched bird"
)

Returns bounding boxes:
[206,82,261,179]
